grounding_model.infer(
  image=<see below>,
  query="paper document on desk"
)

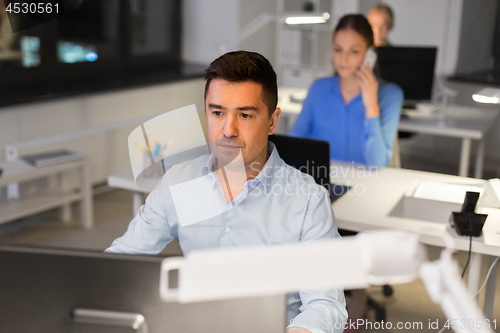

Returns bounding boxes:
[480,178,500,208]
[400,180,483,223]
[411,181,483,204]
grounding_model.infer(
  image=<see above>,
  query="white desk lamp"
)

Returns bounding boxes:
[160,230,493,333]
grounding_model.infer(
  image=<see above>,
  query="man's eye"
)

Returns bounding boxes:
[241,114,251,119]
[213,111,222,116]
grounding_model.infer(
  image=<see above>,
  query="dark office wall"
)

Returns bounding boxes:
[493,0,500,72]
[455,0,497,74]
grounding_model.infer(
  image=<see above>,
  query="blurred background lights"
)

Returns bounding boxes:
[85,52,98,62]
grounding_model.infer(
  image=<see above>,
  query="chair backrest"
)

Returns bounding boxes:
[388,137,401,168]
[269,134,330,189]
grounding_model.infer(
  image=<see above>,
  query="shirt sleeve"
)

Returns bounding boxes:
[287,187,348,333]
[104,177,175,255]
[363,84,404,168]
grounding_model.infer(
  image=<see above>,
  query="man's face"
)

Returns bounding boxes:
[206,79,280,169]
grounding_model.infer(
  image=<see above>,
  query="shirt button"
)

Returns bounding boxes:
[225,227,230,233]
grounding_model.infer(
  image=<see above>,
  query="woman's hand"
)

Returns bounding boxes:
[355,63,380,118]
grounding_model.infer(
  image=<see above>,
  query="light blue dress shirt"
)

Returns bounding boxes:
[289,75,404,167]
[106,142,347,333]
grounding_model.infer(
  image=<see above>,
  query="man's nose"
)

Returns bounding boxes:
[223,114,238,137]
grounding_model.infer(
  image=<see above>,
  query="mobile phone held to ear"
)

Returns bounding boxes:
[362,48,377,70]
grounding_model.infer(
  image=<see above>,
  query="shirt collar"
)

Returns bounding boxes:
[201,141,281,194]
[253,141,281,194]
[202,153,217,176]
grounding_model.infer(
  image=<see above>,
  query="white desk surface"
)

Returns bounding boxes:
[108,162,500,257]
[330,163,500,256]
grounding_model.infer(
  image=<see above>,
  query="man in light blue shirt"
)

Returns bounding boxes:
[106,51,347,333]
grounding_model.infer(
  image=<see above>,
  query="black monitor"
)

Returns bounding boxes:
[0,245,287,333]
[377,46,437,107]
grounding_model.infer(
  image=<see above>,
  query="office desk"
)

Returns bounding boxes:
[108,161,500,317]
[109,164,500,257]
[330,162,500,318]
[278,87,500,179]
[399,107,499,178]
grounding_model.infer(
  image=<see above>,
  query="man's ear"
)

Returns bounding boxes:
[268,107,281,135]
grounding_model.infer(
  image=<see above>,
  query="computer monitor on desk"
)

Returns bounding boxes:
[0,246,286,333]
[377,46,437,108]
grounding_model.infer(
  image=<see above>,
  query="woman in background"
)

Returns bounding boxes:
[289,14,403,168]
[368,3,394,47]
[289,14,403,332]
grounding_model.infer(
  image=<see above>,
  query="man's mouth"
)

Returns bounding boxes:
[220,144,240,149]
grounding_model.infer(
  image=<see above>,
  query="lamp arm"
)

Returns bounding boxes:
[420,250,494,333]
[159,230,493,333]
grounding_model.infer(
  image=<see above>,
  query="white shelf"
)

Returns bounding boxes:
[0,192,82,225]
[0,159,86,187]
[0,158,93,229]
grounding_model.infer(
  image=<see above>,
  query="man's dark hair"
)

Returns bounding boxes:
[204,51,278,117]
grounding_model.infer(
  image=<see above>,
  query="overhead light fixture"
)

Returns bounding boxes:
[229,12,330,49]
[284,12,330,25]
[472,88,500,104]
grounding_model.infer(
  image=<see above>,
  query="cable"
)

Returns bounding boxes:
[461,235,473,280]
[435,238,475,333]
[473,256,500,300]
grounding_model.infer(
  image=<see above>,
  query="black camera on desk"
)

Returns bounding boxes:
[450,191,488,237]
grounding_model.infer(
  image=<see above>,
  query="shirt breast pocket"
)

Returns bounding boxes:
[177,216,222,251]
[261,200,302,245]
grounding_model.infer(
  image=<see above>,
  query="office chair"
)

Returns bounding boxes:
[388,137,401,168]
[269,134,393,322]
